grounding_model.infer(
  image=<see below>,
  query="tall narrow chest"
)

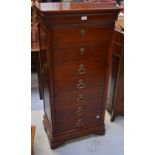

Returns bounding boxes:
[36,2,120,148]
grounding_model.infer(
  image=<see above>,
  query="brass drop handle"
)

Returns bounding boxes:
[80,29,85,36]
[75,119,83,127]
[76,107,84,115]
[77,64,86,75]
[77,79,86,89]
[80,47,85,55]
[76,94,84,103]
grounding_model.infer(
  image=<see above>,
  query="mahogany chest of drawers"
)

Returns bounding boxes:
[35,2,120,148]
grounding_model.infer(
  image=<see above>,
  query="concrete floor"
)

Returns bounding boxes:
[31,73,124,155]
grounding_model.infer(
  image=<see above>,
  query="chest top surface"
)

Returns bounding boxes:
[35,2,120,14]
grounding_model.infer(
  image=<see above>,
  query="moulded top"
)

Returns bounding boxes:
[35,2,121,14]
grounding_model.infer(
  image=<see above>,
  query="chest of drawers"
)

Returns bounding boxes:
[35,2,120,149]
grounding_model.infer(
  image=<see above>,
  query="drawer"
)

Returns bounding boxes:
[47,13,117,25]
[55,87,104,109]
[54,43,109,63]
[55,101,103,134]
[54,75,105,94]
[54,60,106,80]
[52,26,113,47]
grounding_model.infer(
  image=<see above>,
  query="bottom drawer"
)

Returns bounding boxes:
[55,101,103,134]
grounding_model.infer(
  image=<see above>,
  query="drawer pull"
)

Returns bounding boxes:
[76,94,84,103]
[80,47,85,55]
[80,29,85,36]
[77,64,86,75]
[77,79,86,89]
[76,107,84,115]
[75,119,83,127]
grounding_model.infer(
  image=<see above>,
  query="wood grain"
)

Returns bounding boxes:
[36,2,120,148]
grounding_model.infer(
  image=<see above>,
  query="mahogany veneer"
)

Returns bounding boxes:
[35,2,120,148]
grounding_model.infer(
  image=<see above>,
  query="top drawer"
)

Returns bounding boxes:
[46,13,117,25]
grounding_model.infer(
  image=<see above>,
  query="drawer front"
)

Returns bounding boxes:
[54,60,106,81]
[55,87,104,109]
[54,75,104,94]
[52,26,113,47]
[47,13,117,25]
[55,101,103,134]
[54,43,109,63]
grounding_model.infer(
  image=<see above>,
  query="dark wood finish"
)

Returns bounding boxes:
[31,50,39,72]
[52,26,114,47]
[54,60,106,81]
[53,43,108,63]
[46,12,117,25]
[36,2,120,149]
[55,76,104,93]
[55,88,103,109]
[106,29,124,121]
[55,100,103,134]
[36,2,119,13]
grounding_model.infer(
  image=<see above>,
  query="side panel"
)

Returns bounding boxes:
[106,54,119,111]
[106,30,124,121]
[39,23,52,123]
